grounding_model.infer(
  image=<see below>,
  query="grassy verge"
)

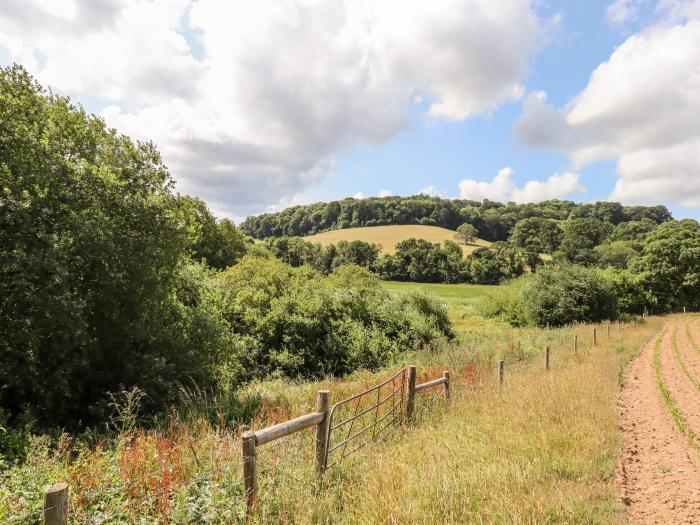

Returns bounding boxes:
[0,320,659,524]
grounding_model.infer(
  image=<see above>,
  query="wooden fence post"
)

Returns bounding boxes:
[315,390,330,475]
[498,360,505,386]
[593,328,597,346]
[574,334,578,353]
[442,371,450,402]
[684,306,687,315]
[44,483,68,525]
[617,320,621,335]
[242,431,258,515]
[607,323,610,338]
[406,365,417,422]
[545,346,550,371]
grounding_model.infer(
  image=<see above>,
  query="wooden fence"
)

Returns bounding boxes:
[16,320,643,523]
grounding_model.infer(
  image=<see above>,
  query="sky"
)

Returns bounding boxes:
[1,0,700,222]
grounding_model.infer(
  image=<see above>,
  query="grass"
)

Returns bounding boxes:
[0,318,660,524]
[303,225,490,256]
[653,326,698,451]
[670,326,700,393]
[381,280,509,335]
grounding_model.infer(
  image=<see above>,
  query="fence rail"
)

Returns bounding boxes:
[17,319,644,523]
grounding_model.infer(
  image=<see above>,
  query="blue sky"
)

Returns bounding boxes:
[303,0,696,220]
[1,0,699,220]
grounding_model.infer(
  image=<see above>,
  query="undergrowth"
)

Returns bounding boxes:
[0,319,661,524]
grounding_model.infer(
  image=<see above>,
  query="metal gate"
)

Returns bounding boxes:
[323,368,406,469]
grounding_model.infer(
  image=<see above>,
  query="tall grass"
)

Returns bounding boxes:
[0,318,661,524]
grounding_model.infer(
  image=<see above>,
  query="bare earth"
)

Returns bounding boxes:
[617,318,700,524]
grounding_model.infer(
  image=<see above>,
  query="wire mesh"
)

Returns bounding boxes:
[325,368,406,468]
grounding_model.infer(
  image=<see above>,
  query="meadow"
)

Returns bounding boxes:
[382,280,508,334]
[0,312,660,524]
[303,225,490,256]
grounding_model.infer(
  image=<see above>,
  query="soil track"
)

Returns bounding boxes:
[617,318,700,524]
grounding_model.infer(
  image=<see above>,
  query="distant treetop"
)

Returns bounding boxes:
[239,195,672,242]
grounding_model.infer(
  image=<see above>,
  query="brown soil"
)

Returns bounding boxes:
[617,318,700,524]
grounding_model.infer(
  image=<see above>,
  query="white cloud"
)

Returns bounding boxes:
[515,11,700,207]
[458,167,584,203]
[377,189,393,198]
[0,0,542,216]
[352,192,366,200]
[418,185,446,198]
[459,167,516,202]
[606,0,650,25]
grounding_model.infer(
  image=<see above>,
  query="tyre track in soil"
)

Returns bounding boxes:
[675,321,700,395]
[617,319,700,524]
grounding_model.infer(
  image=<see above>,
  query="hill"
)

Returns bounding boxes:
[239,195,673,241]
[303,224,490,255]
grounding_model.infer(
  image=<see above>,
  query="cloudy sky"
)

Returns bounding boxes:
[2,0,700,220]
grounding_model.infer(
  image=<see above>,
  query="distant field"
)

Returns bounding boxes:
[382,280,506,334]
[303,225,490,255]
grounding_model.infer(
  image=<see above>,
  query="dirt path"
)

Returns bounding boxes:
[617,318,700,524]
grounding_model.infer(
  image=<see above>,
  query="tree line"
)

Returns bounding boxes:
[0,66,451,434]
[239,195,672,241]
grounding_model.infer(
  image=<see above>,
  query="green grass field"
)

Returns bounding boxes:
[303,224,490,256]
[382,280,506,334]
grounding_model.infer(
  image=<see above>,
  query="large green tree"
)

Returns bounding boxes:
[0,66,229,427]
[555,218,613,265]
[629,219,700,310]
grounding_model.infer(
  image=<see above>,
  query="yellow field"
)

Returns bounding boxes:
[303,225,490,255]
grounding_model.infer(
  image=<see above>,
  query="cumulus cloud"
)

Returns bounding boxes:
[0,0,542,216]
[515,5,700,207]
[458,167,584,203]
[418,185,447,198]
[606,0,650,25]
[377,189,393,198]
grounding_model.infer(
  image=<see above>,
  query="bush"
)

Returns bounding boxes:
[521,264,618,327]
[216,258,453,380]
[474,277,530,326]
[0,66,234,429]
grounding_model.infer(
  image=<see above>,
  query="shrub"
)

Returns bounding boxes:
[216,258,452,380]
[474,277,530,326]
[521,264,618,327]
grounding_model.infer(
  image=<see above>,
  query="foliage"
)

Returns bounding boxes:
[510,216,563,254]
[264,236,380,273]
[628,219,700,310]
[215,257,453,380]
[0,65,232,428]
[594,240,639,269]
[520,264,618,327]
[454,222,478,244]
[240,195,671,242]
[180,196,250,269]
[600,267,654,315]
[555,218,613,265]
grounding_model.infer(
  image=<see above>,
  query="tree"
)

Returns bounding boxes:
[510,217,563,254]
[465,248,502,285]
[521,264,618,327]
[454,223,479,244]
[180,196,249,269]
[555,218,613,265]
[0,65,231,427]
[594,241,639,269]
[629,219,700,310]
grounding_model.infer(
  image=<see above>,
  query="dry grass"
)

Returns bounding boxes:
[257,319,661,524]
[303,225,490,256]
[0,319,661,524]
